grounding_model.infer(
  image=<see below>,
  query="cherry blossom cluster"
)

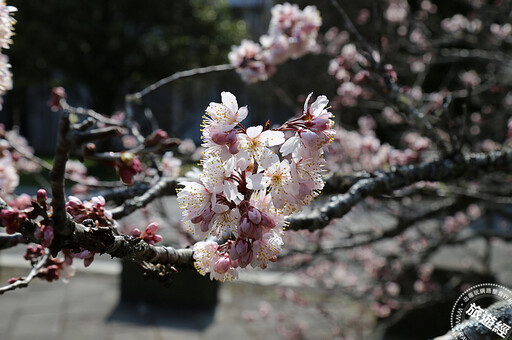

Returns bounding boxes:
[66,195,113,227]
[8,245,75,284]
[441,14,482,34]
[327,43,372,107]
[0,189,53,244]
[131,222,163,245]
[64,195,117,267]
[178,91,334,281]
[229,3,321,83]
[326,116,431,173]
[0,1,15,108]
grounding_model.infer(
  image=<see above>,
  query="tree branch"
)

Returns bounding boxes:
[319,198,467,251]
[109,177,179,219]
[289,150,512,231]
[69,222,194,268]
[127,63,234,102]
[49,113,73,236]
[0,251,50,295]
[0,233,27,250]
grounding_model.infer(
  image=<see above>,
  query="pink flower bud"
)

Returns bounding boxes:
[228,140,239,154]
[385,64,397,82]
[200,220,210,233]
[239,250,254,268]
[214,256,231,274]
[230,239,248,260]
[211,132,227,145]
[200,207,214,225]
[145,222,158,235]
[131,228,142,237]
[145,129,169,147]
[42,225,54,247]
[8,277,20,284]
[37,189,47,204]
[247,207,261,224]
[84,257,94,267]
[48,87,66,111]
[225,130,238,144]
[260,213,275,228]
[0,209,21,234]
[152,234,163,244]
[191,215,203,224]
[239,216,251,235]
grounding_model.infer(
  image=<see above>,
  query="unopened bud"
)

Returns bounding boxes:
[37,189,47,204]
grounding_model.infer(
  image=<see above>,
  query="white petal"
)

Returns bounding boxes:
[310,95,329,117]
[224,156,236,176]
[235,149,251,170]
[237,106,248,122]
[206,102,229,120]
[246,172,266,190]
[221,91,238,114]
[261,130,285,146]
[246,125,263,139]
[280,135,300,156]
[223,181,239,202]
[303,92,313,113]
[259,148,279,169]
[213,203,229,214]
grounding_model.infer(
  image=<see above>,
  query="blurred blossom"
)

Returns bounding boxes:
[382,107,403,124]
[230,3,321,83]
[459,70,481,87]
[122,135,138,149]
[441,14,481,34]
[161,151,182,178]
[410,60,425,73]
[356,8,370,25]
[384,0,409,24]
[0,150,18,197]
[490,23,511,39]
[178,138,196,155]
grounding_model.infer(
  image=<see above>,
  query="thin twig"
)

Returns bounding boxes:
[110,177,179,219]
[0,250,50,295]
[128,63,234,102]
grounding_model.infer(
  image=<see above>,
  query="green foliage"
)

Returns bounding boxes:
[8,0,246,112]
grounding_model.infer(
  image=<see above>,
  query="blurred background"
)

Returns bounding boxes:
[1,0,512,339]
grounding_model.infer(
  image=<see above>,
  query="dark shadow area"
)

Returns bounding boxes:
[107,260,218,331]
[107,300,216,331]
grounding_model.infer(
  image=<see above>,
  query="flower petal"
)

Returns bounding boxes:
[261,130,285,146]
[310,95,329,117]
[246,125,263,139]
[221,91,238,114]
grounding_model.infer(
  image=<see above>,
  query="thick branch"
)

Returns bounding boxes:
[70,223,193,268]
[0,233,27,250]
[50,113,73,236]
[289,150,512,231]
